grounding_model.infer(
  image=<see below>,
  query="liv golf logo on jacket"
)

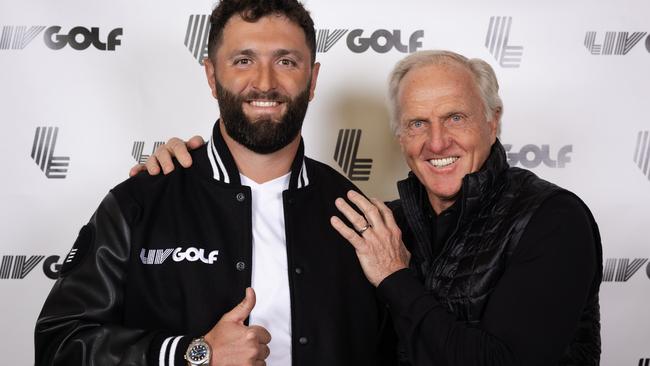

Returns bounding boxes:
[634,131,650,180]
[584,31,649,55]
[0,25,122,50]
[31,126,70,179]
[333,129,372,181]
[484,16,523,68]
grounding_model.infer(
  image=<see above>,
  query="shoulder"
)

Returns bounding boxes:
[515,191,600,269]
[109,148,207,224]
[304,157,359,195]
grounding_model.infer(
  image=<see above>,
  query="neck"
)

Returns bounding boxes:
[219,122,300,184]
[428,192,456,215]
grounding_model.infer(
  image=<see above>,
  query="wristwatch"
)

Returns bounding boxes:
[184,337,211,365]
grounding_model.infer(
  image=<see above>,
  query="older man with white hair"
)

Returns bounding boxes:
[331,50,602,366]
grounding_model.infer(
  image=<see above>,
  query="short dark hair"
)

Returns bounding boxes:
[207,0,316,64]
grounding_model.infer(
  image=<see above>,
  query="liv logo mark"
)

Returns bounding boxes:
[316,29,348,52]
[0,26,46,49]
[333,129,372,181]
[184,15,210,64]
[584,32,648,55]
[602,258,648,282]
[31,126,70,179]
[484,16,523,68]
[132,141,164,164]
[634,131,650,180]
[0,255,45,279]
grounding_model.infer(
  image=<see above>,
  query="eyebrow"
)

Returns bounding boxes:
[227,48,305,61]
[273,49,304,61]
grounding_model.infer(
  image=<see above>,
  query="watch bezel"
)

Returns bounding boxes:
[184,337,211,365]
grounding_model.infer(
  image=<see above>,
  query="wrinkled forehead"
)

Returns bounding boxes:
[397,62,480,106]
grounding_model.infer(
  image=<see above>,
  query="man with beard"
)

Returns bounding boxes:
[34,1,394,366]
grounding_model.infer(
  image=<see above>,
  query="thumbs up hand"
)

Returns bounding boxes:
[204,288,272,366]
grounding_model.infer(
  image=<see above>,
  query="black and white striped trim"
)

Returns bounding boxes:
[207,138,230,184]
[206,137,310,188]
[297,159,309,188]
[159,335,183,366]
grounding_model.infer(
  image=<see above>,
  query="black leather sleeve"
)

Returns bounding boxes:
[34,192,188,366]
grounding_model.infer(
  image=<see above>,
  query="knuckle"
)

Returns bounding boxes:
[354,217,367,226]
[367,205,379,215]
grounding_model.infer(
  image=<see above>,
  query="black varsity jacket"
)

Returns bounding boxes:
[35,122,396,366]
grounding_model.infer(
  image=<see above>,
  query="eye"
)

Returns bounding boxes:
[278,58,297,67]
[233,58,252,66]
[449,114,464,123]
[409,120,425,128]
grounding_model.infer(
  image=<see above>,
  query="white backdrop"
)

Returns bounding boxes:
[1,0,649,364]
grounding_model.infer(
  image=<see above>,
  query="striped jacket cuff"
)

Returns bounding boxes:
[148,334,193,366]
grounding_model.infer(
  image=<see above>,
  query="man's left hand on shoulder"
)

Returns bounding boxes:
[330,190,411,287]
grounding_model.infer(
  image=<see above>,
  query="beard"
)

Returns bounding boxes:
[215,79,311,154]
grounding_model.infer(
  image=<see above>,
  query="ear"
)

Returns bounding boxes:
[488,107,501,141]
[203,58,218,99]
[308,62,321,101]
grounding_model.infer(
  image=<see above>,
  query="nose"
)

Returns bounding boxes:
[252,62,277,92]
[426,122,451,153]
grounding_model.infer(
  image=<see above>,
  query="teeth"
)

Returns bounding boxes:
[429,157,459,168]
[250,101,279,107]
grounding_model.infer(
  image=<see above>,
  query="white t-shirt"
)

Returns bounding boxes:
[241,173,292,366]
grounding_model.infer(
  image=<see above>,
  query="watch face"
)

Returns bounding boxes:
[188,344,209,362]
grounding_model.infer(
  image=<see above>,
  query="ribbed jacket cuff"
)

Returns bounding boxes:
[377,268,427,317]
[148,334,193,366]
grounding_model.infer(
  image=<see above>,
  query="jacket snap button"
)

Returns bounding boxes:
[235,261,246,271]
[294,267,303,275]
[236,193,246,202]
[298,336,308,345]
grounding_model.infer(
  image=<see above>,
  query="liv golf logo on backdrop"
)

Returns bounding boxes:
[0,254,62,280]
[584,31,649,55]
[316,29,424,53]
[333,129,373,181]
[184,15,210,64]
[132,141,164,164]
[31,126,70,179]
[0,25,122,51]
[484,16,523,68]
[602,258,649,282]
[634,131,650,180]
[504,144,572,168]
[183,15,424,63]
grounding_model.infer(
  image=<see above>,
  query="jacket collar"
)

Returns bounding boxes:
[206,120,310,189]
[459,138,509,217]
[399,139,509,216]
[397,139,509,262]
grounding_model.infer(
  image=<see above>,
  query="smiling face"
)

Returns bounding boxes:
[204,13,320,153]
[397,62,499,213]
